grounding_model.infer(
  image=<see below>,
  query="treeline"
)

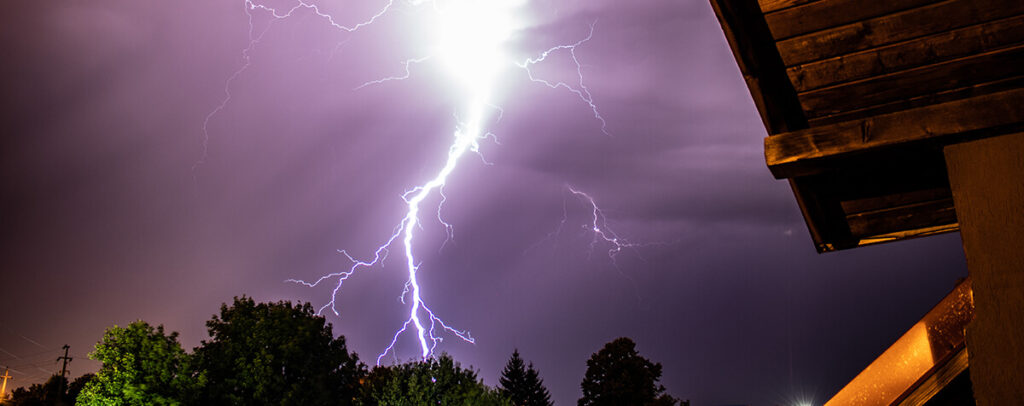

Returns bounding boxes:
[6,297,683,406]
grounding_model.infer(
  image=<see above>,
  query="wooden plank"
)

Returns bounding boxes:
[791,147,951,251]
[788,14,1024,92]
[790,176,856,252]
[846,197,955,238]
[776,0,1024,66]
[789,178,832,252]
[710,0,808,134]
[758,0,818,14]
[765,0,937,41]
[765,88,1024,178]
[798,43,1024,118]
[854,223,958,247]
[808,75,1024,127]
[840,187,950,215]
[895,347,970,406]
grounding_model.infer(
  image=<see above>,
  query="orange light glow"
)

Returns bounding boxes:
[826,323,933,405]
[825,280,973,406]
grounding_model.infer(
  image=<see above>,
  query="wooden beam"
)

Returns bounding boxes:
[757,0,818,14]
[765,88,1024,178]
[776,0,1024,66]
[807,75,1024,127]
[710,0,808,135]
[803,152,952,249]
[846,197,955,238]
[788,178,832,252]
[855,223,959,247]
[839,187,950,215]
[895,347,970,406]
[798,43,1024,118]
[764,0,935,41]
[791,175,857,252]
[787,14,1024,92]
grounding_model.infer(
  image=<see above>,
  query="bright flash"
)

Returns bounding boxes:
[222,0,620,364]
[433,0,523,93]
[363,0,528,363]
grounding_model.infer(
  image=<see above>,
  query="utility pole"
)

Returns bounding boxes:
[1,367,12,401]
[57,345,72,397]
[58,345,72,379]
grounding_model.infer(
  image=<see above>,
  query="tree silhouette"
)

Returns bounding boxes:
[578,337,680,406]
[9,374,70,406]
[66,374,95,403]
[192,296,365,406]
[498,349,553,406]
[358,354,508,406]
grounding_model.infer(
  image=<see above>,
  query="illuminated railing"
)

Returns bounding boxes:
[825,279,974,406]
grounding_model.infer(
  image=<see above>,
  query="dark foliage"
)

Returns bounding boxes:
[358,354,509,406]
[578,337,680,406]
[8,374,69,406]
[66,374,95,402]
[498,349,553,406]
[191,296,366,406]
[8,373,94,406]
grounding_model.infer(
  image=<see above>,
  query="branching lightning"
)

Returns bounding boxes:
[567,186,640,261]
[208,0,635,364]
[354,56,431,90]
[198,0,395,172]
[517,21,611,136]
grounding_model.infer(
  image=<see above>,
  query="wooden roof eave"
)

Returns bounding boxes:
[709,0,808,136]
[765,87,1024,179]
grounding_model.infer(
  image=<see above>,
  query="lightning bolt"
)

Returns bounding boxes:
[517,21,611,136]
[197,0,394,173]
[567,186,639,261]
[353,56,431,90]
[208,0,632,364]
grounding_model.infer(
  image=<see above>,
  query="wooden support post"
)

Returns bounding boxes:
[944,132,1024,404]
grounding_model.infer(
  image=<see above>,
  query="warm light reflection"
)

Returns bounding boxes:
[825,280,973,406]
[828,322,933,405]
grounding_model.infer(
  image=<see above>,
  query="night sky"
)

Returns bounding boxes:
[1,1,969,405]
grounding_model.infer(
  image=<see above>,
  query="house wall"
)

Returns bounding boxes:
[945,132,1024,405]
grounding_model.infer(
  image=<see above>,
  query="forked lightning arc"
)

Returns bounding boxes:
[205,0,639,364]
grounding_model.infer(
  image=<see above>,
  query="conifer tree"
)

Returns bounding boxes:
[499,349,553,406]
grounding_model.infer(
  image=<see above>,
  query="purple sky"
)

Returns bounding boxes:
[1,1,969,405]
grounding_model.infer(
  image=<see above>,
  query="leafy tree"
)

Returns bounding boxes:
[578,337,680,406]
[192,296,365,406]
[66,374,95,403]
[76,321,191,406]
[498,349,553,406]
[359,354,509,406]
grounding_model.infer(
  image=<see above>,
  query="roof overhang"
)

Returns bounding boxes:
[710,0,1024,252]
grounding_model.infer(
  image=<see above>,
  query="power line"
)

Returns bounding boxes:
[0,347,62,365]
[19,335,47,350]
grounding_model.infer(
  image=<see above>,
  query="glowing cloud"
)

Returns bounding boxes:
[207,0,631,363]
